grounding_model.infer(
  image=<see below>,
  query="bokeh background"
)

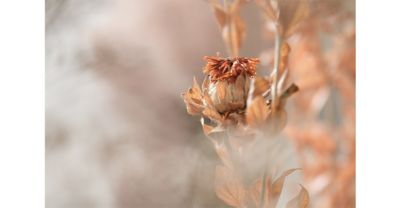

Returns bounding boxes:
[45,0,355,207]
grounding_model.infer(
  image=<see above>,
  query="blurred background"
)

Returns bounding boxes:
[45,0,355,207]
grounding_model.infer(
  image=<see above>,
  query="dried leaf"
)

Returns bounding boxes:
[182,77,205,115]
[202,76,210,92]
[256,0,278,21]
[191,77,202,96]
[269,168,299,207]
[246,96,270,127]
[283,0,309,37]
[246,178,269,208]
[215,165,246,207]
[182,94,203,115]
[257,0,309,37]
[209,0,246,56]
[203,107,223,122]
[266,108,287,134]
[251,76,271,99]
[286,185,309,208]
[209,1,227,27]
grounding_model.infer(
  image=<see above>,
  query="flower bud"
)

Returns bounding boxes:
[203,56,259,113]
[208,73,250,113]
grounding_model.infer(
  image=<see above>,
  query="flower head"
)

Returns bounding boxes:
[202,56,259,113]
[182,55,298,138]
[203,56,259,83]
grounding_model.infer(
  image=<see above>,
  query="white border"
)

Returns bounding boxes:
[0,0,44,207]
[357,0,400,207]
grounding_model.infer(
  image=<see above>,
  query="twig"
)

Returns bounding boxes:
[271,32,282,114]
[223,0,234,57]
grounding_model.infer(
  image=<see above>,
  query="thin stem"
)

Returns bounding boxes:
[271,31,282,114]
[259,171,267,208]
[223,0,234,57]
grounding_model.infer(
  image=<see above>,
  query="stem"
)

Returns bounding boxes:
[271,31,282,114]
[223,0,234,57]
[259,171,267,208]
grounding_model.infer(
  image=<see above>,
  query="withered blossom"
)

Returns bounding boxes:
[182,55,298,138]
[203,56,259,83]
[204,56,259,113]
[182,56,262,138]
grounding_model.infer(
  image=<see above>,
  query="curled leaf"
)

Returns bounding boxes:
[286,185,310,208]
[182,77,205,115]
[269,168,299,207]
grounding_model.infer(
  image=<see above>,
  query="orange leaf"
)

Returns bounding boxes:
[246,96,270,127]
[215,165,246,207]
[269,168,300,207]
[203,107,223,122]
[251,76,271,99]
[182,77,204,115]
[286,185,309,208]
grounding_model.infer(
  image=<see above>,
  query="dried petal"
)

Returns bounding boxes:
[203,56,259,82]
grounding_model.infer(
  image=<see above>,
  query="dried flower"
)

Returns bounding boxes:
[182,55,298,138]
[204,56,259,113]
[204,56,258,82]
